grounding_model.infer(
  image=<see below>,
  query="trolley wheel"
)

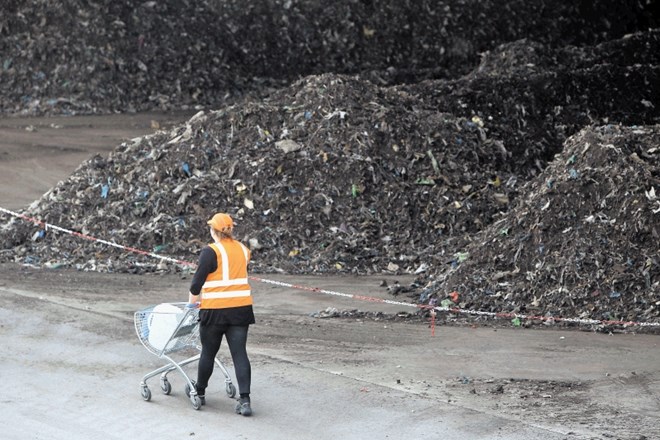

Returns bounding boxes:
[190,395,202,410]
[226,383,236,398]
[160,378,172,395]
[141,385,151,401]
[184,380,196,398]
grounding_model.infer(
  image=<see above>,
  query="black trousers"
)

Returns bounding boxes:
[196,324,251,396]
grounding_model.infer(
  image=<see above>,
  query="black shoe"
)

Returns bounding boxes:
[234,398,252,416]
[198,395,206,406]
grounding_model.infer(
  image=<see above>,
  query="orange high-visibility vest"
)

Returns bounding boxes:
[200,240,252,309]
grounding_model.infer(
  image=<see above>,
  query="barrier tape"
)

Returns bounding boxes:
[2,206,659,329]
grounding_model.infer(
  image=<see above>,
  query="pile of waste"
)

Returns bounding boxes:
[1,74,522,275]
[1,1,659,325]
[421,124,660,325]
[1,0,657,115]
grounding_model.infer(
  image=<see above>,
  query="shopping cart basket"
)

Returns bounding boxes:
[134,302,236,410]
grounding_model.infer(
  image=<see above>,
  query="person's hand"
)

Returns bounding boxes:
[186,302,200,309]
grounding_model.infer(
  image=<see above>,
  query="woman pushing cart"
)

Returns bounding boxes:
[136,212,254,416]
[186,212,254,416]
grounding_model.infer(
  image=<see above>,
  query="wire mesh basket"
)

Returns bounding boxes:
[134,302,200,356]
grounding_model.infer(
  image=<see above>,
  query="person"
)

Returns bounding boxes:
[187,212,254,416]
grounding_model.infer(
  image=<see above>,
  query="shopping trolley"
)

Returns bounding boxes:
[134,302,236,410]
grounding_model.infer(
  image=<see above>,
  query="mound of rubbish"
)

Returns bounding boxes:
[421,124,660,325]
[0,74,522,274]
[404,29,660,172]
[1,27,660,329]
[1,3,659,326]
[1,0,657,115]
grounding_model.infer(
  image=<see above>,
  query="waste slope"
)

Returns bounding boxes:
[1,0,657,115]
[0,31,659,326]
[426,124,660,324]
[0,74,520,274]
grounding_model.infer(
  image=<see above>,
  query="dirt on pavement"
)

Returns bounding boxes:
[0,115,659,439]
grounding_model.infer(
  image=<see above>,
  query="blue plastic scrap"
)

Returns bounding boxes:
[182,162,191,177]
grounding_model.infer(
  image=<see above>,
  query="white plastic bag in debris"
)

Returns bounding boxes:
[147,303,184,351]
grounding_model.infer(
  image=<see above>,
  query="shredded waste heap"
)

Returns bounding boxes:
[1,1,659,327]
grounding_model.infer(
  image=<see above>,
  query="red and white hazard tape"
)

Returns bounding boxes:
[2,206,658,329]
[0,206,194,267]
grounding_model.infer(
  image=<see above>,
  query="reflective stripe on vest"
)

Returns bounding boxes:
[200,240,252,309]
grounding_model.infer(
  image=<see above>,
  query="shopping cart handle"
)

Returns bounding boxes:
[186,302,200,309]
